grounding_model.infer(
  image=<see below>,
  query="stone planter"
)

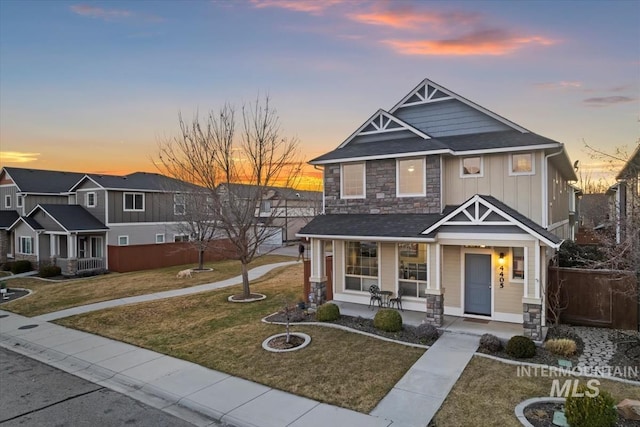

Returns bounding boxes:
[227,293,266,303]
[262,333,311,353]
[515,397,566,427]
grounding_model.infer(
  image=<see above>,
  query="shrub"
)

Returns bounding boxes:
[315,303,340,322]
[479,333,503,353]
[565,384,617,427]
[39,265,62,278]
[373,308,403,332]
[1,262,13,272]
[544,338,577,357]
[505,335,536,358]
[414,323,439,342]
[11,260,32,274]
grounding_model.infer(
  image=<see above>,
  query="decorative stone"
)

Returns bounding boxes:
[617,399,640,421]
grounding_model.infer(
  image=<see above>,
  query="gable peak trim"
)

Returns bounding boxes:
[338,109,431,148]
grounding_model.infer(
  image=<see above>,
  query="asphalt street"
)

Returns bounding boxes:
[0,346,199,427]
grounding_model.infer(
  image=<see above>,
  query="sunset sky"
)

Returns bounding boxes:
[1,0,638,190]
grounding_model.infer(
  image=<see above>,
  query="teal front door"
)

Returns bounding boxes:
[464,254,492,316]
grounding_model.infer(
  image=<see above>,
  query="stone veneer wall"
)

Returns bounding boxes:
[0,232,8,264]
[425,294,444,326]
[324,156,441,214]
[523,303,542,340]
[309,279,327,309]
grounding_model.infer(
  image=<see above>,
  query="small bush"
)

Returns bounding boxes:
[565,384,617,427]
[39,264,62,278]
[373,308,403,332]
[11,260,32,274]
[1,262,13,272]
[414,323,439,342]
[505,335,536,359]
[315,303,340,322]
[479,333,503,353]
[544,338,577,357]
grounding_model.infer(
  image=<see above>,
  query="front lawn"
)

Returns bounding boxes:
[57,264,426,413]
[433,356,640,427]
[1,255,294,317]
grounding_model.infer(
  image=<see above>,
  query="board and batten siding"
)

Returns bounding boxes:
[0,185,18,211]
[493,246,524,315]
[394,99,512,137]
[443,152,544,225]
[107,191,177,224]
[547,160,571,230]
[379,242,396,293]
[23,195,69,214]
[442,245,461,308]
[76,188,107,224]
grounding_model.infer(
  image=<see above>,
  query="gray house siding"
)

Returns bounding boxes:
[24,195,69,214]
[0,185,18,211]
[32,210,64,232]
[351,129,420,144]
[39,234,51,261]
[77,188,107,224]
[324,156,441,214]
[394,99,511,137]
[107,191,177,224]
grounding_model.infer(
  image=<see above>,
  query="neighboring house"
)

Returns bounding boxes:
[0,167,213,274]
[607,144,640,244]
[298,79,578,340]
[217,183,322,246]
[579,193,609,229]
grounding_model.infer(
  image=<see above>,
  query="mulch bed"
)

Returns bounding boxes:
[524,401,639,427]
[264,309,439,346]
[266,335,305,350]
[0,289,30,304]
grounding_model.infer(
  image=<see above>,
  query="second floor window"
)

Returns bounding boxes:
[16,195,23,208]
[461,156,483,177]
[123,193,144,211]
[174,194,186,215]
[397,158,425,196]
[260,200,271,213]
[86,192,96,208]
[5,195,11,208]
[341,162,365,199]
[510,153,534,175]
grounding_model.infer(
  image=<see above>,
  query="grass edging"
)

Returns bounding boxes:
[474,352,640,386]
[262,314,430,350]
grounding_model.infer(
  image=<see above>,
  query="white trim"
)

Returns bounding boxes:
[173,233,189,242]
[16,195,23,208]
[510,246,525,283]
[389,78,530,133]
[155,233,165,244]
[439,156,444,211]
[4,194,11,209]
[461,247,494,318]
[105,190,110,226]
[297,233,435,242]
[337,109,431,149]
[534,241,541,299]
[123,192,145,212]
[460,156,484,178]
[106,221,185,227]
[310,144,559,165]
[118,235,129,246]
[435,243,441,291]
[547,219,569,231]
[524,246,529,298]
[18,235,35,255]
[509,152,535,176]
[396,157,426,197]
[340,162,366,199]
[85,192,97,208]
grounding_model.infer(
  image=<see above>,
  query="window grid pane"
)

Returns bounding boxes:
[512,154,532,173]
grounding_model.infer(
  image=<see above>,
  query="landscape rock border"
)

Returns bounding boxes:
[262,332,311,353]
[227,293,267,303]
[515,397,565,427]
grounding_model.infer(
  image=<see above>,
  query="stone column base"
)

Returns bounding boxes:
[66,258,78,277]
[425,294,444,327]
[523,303,542,340]
[309,280,326,309]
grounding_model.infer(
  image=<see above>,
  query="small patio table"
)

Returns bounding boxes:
[378,290,392,308]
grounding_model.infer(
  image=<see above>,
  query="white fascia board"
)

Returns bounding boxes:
[104,188,164,193]
[337,109,430,149]
[35,205,71,233]
[1,169,21,191]
[69,175,102,192]
[68,228,109,233]
[436,232,534,241]
[390,78,530,133]
[10,217,41,233]
[296,232,435,242]
[421,195,481,235]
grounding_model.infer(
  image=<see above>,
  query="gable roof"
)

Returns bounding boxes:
[9,216,44,232]
[31,204,108,232]
[1,167,85,194]
[0,211,20,229]
[389,78,529,133]
[616,143,640,180]
[337,109,431,148]
[71,172,203,193]
[218,183,321,201]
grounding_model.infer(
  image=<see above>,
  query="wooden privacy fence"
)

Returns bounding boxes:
[548,267,638,331]
[108,239,234,273]
[303,256,333,303]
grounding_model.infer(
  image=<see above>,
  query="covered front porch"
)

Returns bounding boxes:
[331,300,525,341]
[49,232,107,276]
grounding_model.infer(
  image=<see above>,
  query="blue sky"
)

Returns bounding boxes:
[1,0,638,187]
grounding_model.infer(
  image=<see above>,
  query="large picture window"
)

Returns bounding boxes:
[398,243,428,298]
[341,162,365,199]
[345,241,378,292]
[397,157,425,196]
[18,236,34,254]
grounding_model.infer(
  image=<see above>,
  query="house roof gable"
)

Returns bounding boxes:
[0,211,20,229]
[1,167,85,194]
[29,204,108,232]
[337,109,431,149]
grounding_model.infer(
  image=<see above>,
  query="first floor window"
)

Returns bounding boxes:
[345,241,378,291]
[398,243,428,297]
[512,247,525,280]
[18,236,34,254]
[118,236,129,246]
[90,237,103,258]
[156,234,165,244]
[124,192,144,211]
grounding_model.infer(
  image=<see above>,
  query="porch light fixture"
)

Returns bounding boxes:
[498,252,505,265]
[407,164,415,173]
[498,252,505,288]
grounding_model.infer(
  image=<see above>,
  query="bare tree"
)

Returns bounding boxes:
[157,96,302,298]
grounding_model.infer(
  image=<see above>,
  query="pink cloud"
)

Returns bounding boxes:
[383,29,556,56]
[250,0,344,15]
[70,4,132,20]
[535,81,583,90]
[348,8,480,30]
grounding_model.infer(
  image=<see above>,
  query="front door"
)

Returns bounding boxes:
[464,253,491,316]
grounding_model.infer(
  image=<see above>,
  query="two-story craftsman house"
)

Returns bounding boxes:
[299,79,577,339]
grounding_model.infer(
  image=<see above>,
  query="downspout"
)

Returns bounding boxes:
[543,148,564,228]
[313,165,325,214]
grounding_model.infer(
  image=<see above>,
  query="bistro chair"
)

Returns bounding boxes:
[369,285,382,309]
[389,289,403,311]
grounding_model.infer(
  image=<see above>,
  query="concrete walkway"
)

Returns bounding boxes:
[371,333,479,427]
[35,261,298,322]
[0,310,391,427]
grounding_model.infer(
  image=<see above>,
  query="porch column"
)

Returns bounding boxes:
[424,290,444,327]
[66,233,78,276]
[308,238,327,309]
[49,234,57,265]
[522,298,543,341]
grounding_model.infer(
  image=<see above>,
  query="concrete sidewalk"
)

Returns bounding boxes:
[35,261,298,322]
[371,333,479,426]
[0,310,391,427]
